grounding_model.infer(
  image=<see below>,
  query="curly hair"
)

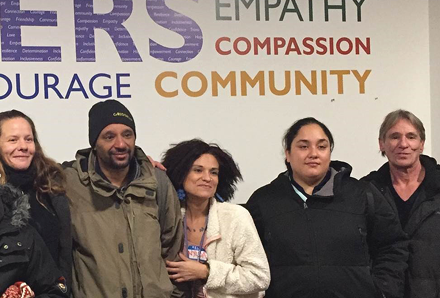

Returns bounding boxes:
[0,110,66,196]
[162,139,242,202]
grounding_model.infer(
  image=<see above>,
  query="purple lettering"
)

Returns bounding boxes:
[147,0,203,63]
[0,0,60,62]
[65,74,89,98]
[116,73,130,98]
[74,0,141,62]
[44,73,64,99]
[0,74,13,99]
[89,73,112,98]
[16,73,39,99]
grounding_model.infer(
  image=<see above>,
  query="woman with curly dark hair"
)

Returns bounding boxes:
[0,110,71,292]
[163,139,270,298]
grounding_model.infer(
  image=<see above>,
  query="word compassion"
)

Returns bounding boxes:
[0,0,202,63]
[215,36,370,56]
[216,0,366,21]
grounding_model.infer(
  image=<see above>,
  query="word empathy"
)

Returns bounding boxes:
[216,0,366,22]
[0,0,202,63]
[155,69,371,98]
[0,73,131,100]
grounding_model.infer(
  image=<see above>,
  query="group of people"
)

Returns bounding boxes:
[0,100,438,298]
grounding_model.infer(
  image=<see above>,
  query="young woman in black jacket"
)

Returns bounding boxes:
[247,117,409,298]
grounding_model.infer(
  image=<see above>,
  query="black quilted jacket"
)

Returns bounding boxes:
[247,161,408,298]
[363,155,440,298]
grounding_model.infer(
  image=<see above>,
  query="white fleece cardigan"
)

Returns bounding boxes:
[182,198,270,298]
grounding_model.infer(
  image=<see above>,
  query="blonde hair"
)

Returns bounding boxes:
[0,110,66,195]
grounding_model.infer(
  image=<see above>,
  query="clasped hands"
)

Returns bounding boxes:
[166,252,209,283]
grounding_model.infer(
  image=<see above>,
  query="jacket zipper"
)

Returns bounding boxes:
[119,189,139,298]
[358,227,370,265]
[303,201,320,289]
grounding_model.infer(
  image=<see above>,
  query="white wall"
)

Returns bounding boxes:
[430,0,440,160]
[0,0,433,203]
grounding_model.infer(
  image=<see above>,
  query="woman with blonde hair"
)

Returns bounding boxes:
[0,110,71,292]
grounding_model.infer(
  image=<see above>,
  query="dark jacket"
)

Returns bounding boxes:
[3,165,72,291]
[0,184,68,298]
[31,193,72,292]
[363,155,440,298]
[246,161,408,298]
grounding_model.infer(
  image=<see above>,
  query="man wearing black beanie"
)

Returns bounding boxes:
[62,99,183,298]
[88,99,137,148]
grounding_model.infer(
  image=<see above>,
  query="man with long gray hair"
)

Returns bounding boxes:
[363,109,440,298]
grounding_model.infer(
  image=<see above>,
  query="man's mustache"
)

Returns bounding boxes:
[109,148,131,154]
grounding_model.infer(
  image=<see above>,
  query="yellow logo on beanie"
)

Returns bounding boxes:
[113,112,133,122]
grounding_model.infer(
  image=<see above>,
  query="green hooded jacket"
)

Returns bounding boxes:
[63,147,183,298]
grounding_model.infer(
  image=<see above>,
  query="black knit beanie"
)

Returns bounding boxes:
[88,100,136,147]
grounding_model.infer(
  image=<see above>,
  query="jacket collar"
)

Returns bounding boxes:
[367,155,440,197]
[418,155,440,198]
[95,155,140,186]
[282,160,353,198]
[74,146,158,198]
[0,184,30,231]
[365,161,392,189]
[205,198,222,247]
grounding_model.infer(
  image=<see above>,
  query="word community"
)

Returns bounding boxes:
[155,69,371,97]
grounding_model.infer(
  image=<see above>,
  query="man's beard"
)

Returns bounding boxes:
[106,148,133,170]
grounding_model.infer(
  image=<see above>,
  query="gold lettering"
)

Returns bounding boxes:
[295,70,317,95]
[182,71,208,97]
[330,70,350,94]
[269,71,291,95]
[212,71,237,96]
[240,71,265,96]
[351,70,371,94]
[155,71,178,98]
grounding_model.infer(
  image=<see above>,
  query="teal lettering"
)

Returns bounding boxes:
[280,0,303,21]
[353,0,365,21]
[216,0,232,20]
[325,0,346,22]
[235,0,261,21]
[264,0,280,21]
